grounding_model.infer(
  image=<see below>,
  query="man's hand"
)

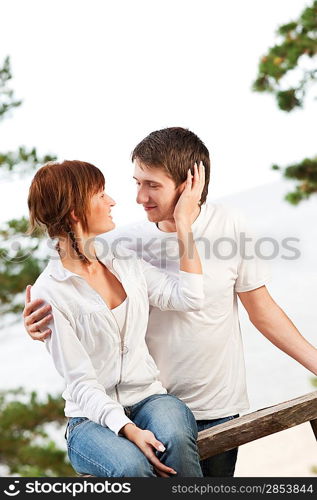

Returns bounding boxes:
[23,285,52,341]
[120,423,177,477]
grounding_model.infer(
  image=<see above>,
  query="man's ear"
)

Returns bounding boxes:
[177,171,193,194]
[177,179,187,194]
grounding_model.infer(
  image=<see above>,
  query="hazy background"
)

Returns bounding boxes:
[1,0,316,224]
[0,0,316,476]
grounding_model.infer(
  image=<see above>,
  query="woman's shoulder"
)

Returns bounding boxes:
[30,262,66,308]
[31,262,50,292]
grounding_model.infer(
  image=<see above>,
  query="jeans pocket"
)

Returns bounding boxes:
[66,417,88,442]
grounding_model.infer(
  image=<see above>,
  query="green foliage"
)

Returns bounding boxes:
[272,157,317,204]
[253,1,317,110]
[0,216,47,315]
[253,1,317,204]
[0,56,56,316]
[311,377,317,388]
[0,56,22,119]
[276,89,301,112]
[0,58,71,477]
[0,389,75,477]
[0,147,55,177]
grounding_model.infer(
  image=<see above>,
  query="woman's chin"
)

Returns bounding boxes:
[103,221,116,233]
[93,222,115,236]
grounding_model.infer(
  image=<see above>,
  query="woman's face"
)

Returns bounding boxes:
[85,187,116,236]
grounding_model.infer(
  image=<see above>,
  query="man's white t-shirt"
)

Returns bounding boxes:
[100,203,270,420]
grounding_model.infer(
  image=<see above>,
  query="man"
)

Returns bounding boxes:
[24,127,317,477]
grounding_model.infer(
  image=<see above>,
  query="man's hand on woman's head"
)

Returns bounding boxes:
[23,285,53,342]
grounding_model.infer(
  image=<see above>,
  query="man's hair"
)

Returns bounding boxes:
[131,127,210,204]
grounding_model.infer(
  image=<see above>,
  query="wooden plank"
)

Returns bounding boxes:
[197,391,317,460]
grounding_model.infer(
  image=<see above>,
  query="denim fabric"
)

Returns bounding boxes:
[66,394,203,477]
[197,414,239,477]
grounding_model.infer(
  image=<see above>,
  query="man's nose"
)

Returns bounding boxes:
[136,187,149,204]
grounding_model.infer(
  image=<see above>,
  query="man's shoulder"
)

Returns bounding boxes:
[203,202,245,226]
[204,203,260,244]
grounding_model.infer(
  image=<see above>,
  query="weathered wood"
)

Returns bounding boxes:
[197,391,317,460]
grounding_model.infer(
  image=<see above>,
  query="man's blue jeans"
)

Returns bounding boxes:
[66,394,202,477]
[197,414,239,477]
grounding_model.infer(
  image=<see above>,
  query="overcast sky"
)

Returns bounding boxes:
[0,0,314,226]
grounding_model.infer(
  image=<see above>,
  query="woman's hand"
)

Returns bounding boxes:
[173,161,205,226]
[120,423,177,477]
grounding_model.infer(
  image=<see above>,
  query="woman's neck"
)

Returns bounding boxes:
[57,233,99,276]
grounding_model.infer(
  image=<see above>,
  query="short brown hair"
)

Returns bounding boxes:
[131,127,211,204]
[28,160,105,263]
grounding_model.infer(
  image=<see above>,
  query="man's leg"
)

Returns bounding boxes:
[197,415,239,477]
[66,417,156,477]
[129,394,203,477]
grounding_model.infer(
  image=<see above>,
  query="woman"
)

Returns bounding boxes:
[28,159,205,477]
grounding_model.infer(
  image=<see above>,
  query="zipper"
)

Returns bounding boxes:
[110,258,129,404]
[89,284,124,403]
[113,305,125,405]
[78,257,128,404]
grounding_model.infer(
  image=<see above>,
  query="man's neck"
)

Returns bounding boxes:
[157,205,201,233]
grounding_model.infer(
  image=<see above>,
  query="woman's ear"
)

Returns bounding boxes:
[70,209,80,223]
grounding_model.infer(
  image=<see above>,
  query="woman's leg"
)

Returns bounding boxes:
[128,394,203,477]
[66,417,156,477]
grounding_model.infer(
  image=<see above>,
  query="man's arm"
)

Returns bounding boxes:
[238,285,317,376]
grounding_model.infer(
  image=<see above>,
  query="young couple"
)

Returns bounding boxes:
[25,127,317,478]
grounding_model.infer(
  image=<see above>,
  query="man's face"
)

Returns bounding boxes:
[133,159,181,223]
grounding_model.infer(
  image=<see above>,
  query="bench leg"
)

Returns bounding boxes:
[310,418,317,440]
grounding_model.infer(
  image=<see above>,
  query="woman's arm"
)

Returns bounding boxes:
[31,287,132,435]
[173,162,204,275]
[140,163,205,311]
[31,286,177,475]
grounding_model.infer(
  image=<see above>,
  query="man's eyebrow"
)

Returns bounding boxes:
[132,177,162,185]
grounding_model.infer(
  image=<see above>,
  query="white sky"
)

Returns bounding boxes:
[0,0,315,226]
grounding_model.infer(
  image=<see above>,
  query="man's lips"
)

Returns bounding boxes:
[143,206,157,211]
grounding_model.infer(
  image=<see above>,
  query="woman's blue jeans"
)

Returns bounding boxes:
[66,394,203,477]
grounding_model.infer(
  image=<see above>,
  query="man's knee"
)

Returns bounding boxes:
[169,397,198,439]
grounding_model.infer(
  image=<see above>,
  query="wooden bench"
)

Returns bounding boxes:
[197,390,317,460]
[79,391,317,476]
